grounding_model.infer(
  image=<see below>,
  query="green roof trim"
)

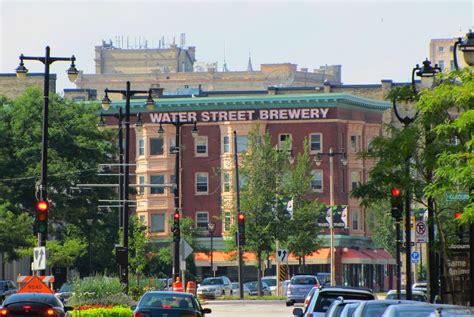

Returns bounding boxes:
[106,93,391,114]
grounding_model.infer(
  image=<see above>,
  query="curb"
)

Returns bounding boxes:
[204,299,285,305]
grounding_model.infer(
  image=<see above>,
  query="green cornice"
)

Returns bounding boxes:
[106,93,391,114]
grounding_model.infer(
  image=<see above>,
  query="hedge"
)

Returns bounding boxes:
[71,306,133,317]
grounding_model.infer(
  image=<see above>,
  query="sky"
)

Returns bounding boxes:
[1,0,473,92]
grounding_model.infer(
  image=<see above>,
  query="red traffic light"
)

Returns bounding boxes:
[391,188,401,197]
[238,213,245,221]
[174,212,180,220]
[36,200,49,212]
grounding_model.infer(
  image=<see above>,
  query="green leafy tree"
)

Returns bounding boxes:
[240,128,289,294]
[283,140,325,271]
[129,216,148,283]
[47,238,87,268]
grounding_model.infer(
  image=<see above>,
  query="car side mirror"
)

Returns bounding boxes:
[293,308,303,316]
[203,308,212,314]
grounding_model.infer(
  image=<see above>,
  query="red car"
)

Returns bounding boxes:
[0,293,73,316]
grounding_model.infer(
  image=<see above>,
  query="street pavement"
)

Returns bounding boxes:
[203,300,296,317]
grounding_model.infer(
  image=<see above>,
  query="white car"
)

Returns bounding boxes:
[261,276,277,295]
[196,276,233,298]
[385,289,428,302]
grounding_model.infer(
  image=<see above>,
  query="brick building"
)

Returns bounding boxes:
[104,91,396,290]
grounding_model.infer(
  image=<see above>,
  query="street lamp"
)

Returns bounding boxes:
[392,59,440,301]
[314,148,347,286]
[86,218,93,276]
[16,46,78,276]
[453,30,474,69]
[208,221,216,277]
[157,117,198,282]
[100,81,155,294]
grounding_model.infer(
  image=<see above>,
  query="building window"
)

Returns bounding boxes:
[170,137,176,154]
[195,136,208,156]
[151,174,165,194]
[350,135,361,153]
[150,213,165,233]
[367,137,375,153]
[138,176,145,195]
[138,138,145,156]
[196,211,209,229]
[150,137,164,155]
[351,171,361,191]
[278,134,292,150]
[311,170,323,191]
[223,172,231,192]
[239,174,248,189]
[439,46,444,52]
[139,215,145,225]
[352,210,359,230]
[196,172,209,194]
[450,60,455,70]
[439,60,445,71]
[224,212,231,231]
[450,45,454,52]
[223,136,230,153]
[236,135,248,153]
[310,133,322,153]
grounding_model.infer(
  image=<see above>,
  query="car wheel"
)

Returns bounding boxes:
[286,300,293,307]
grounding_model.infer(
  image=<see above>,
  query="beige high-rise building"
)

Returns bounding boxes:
[430,37,467,72]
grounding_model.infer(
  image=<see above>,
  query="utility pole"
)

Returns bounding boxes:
[234,131,244,300]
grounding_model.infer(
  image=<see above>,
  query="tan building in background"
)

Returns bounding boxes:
[0,73,56,100]
[430,37,467,72]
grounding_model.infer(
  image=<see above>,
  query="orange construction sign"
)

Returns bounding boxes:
[18,276,53,294]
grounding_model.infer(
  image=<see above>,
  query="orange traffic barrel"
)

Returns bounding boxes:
[172,277,183,292]
[186,281,196,295]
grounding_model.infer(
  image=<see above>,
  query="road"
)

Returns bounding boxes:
[203,300,296,317]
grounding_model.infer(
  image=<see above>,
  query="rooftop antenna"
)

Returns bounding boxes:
[222,44,229,72]
[247,52,253,72]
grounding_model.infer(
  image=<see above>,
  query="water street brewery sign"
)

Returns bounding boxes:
[150,108,330,123]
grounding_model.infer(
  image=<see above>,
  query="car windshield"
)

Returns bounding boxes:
[262,278,276,287]
[312,292,375,313]
[59,283,72,292]
[139,293,195,309]
[291,276,317,285]
[201,278,223,285]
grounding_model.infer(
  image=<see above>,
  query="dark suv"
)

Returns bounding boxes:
[0,280,17,302]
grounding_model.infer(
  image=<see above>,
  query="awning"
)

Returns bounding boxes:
[342,248,395,265]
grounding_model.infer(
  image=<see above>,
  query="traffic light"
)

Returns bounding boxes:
[390,188,403,220]
[36,200,49,234]
[237,212,245,246]
[173,210,180,243]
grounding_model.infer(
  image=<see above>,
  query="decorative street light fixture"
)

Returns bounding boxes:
[314,148,347,286]
[392,58,440,301]
[157,117,198,282]
[453,30,474,69]
[100,82,154,294]
[16,46,78,276]
[208,221,216,277]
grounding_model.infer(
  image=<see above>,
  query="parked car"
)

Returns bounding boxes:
[286,275,320,306]
[261,276,277,295]
[243,281,271,296]
[381,303,466,317]
[316,272,331,286]
[429,307,474,317]
[352,299,421,317]
[54,282,74,304]
[292,286,376,317]
[340,302,362,317]
[231,282,250,297]
[303,287,317,310]
[0,280,17,302]
[132,291,211,317]
[412,282,428,294]
[326,297,364,317]
[385,289,428,302]
[282,279,290,296]
[196,276,232,298]
[0,293,73,317]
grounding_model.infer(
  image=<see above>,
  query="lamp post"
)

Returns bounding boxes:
[208,221,216,277]
[314,148,348,286]
[16,46,78,276]
[86,218,93,276]
[101,81,154,294]
[392,59,440,301]
[158,118,198,282]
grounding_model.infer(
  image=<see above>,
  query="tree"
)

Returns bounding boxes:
[47,238,87,268]
[129,216,148,284]
[240,127,289,295]
[283,140,325,271]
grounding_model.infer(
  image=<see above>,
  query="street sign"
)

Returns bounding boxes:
[411,251,420,263]
[403,216,416,231]
[33,247,46,271]
[180,260,186,271]
[277,249,288,263]
[180,239,193,260]
[18,276,52,294]
[447,192,469,201]
[415,220,428,243]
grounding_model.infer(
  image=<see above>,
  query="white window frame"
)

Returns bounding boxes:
[150,137,164,156]
[150,174,165,195]
[150,213,165,233]
[278,133,292,150]
[223,136,230,153]
[351,171,361,191]
[223,172,231,192]
[352,210,359,231]
[224,211,231,231]
[311,170,323,192]
[138,138,145,156]
[309,133,322,153]
[196,211,209,229]
[195,172,209,194]
[138,175,145,195]
[236,135,248,153]
[350,135,361,153]
[195,136,208,157]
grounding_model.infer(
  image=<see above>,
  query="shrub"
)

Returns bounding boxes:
[68,275,134,306]
[71,306,132,317]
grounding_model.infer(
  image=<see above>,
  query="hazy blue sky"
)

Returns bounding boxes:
[1,0,473,92]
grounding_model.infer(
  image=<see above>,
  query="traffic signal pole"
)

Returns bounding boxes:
[173,118,181,282]
[234,131,244,300]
